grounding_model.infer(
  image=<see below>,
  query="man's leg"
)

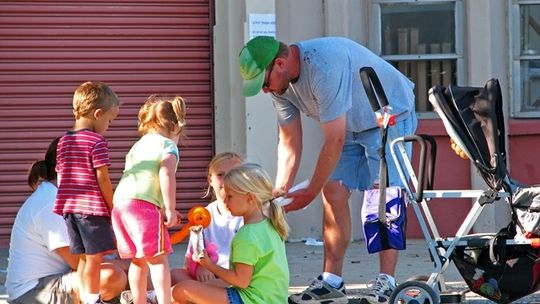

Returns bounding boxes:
[378,249,398,277]
[379,110,416,279]
[366,112,417,303]
[99,262,128,302]
[322,180,352,276]
[287,180,350,304]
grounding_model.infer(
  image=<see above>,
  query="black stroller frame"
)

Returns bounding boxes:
[361,67,540,304]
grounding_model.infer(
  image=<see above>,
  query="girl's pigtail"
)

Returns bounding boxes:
[268,198,290,241]
[171,96,187,131]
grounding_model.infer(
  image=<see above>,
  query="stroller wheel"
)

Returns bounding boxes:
[389,281,440,304]
[405,275,442,291]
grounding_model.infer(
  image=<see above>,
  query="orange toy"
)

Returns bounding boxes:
[170,206,211,245]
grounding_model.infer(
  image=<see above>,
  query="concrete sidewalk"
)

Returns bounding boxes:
[1,239,539,303]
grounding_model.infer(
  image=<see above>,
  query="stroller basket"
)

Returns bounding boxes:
[451,237,540,303]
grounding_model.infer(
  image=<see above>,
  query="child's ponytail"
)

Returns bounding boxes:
[171,95,187,132]
[138,94,187,138]
[267,199,289,241]
[224,163,290,240]
[27,160,47,190]
[28,137,60,190]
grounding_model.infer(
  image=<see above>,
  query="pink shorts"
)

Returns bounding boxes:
[111,199,172,259]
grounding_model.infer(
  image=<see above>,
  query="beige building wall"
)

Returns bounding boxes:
[464,0,511,233]
[214,0,511,240]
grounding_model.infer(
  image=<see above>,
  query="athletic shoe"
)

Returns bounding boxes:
[364,274,396,304]
[119,290,158,304]
[288,275,348,303]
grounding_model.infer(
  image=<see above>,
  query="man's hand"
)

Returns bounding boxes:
[282,188,316,212]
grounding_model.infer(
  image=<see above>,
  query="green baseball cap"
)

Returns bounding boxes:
[239,36,280,97]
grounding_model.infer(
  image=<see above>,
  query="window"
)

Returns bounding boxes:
[511,1,540,117]
[370,0,463,117]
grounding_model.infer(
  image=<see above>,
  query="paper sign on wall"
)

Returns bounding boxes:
[248,14,276,40]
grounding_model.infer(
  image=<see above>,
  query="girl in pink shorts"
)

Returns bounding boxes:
[112,94,187,304]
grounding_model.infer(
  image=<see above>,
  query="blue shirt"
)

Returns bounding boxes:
[272,37,415,132]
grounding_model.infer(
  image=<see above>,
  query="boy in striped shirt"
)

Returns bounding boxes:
[53,81,120,304]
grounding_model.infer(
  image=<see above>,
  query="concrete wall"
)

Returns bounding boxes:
[464,0,512,232]
[214,0,513,241]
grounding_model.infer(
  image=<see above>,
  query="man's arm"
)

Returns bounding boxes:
[275,115,303,193]
[284,114,346,212]
[54,246,79,270]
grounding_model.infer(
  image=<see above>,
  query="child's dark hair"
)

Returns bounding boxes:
[27,137,60,190]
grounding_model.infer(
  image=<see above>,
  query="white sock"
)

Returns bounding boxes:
[379,273,396,286]
[147,290,156,300]
[83,293,100,304]
[322,272,343,288]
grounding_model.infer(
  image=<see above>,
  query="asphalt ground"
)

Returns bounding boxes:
[1,239,540,303]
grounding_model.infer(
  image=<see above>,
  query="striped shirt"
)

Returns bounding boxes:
[53,129,111,216]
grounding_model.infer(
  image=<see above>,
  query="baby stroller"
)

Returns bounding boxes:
[362,69,540,304]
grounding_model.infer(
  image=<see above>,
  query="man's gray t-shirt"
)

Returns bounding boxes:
[272,37,415,133]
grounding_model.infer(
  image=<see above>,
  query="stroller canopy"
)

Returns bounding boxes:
[428,78,508,191]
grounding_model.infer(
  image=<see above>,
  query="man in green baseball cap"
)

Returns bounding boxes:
[239,36,418,304]
[239,36,280,97]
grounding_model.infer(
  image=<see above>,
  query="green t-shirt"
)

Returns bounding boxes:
[113,133,179,208]
[230,219,289,304]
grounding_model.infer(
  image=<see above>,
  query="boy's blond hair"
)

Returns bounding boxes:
[72,81,120,119]
[224,163,289,240]
[138,94,187,138]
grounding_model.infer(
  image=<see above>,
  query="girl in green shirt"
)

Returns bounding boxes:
[172,163,290,304]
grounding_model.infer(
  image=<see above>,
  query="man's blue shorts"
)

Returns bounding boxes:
[330,111,417,191]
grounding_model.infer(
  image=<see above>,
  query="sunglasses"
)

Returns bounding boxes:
[262,59,276,90]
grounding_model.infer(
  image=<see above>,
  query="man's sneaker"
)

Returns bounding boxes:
[119,290,158,304]
[364,274,396,304]
[288,275,348,304]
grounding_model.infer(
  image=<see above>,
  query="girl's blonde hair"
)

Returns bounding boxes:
[203,152,244,199]
[138,94,187,138]
[224,163,289,240]
[73,81,119,119]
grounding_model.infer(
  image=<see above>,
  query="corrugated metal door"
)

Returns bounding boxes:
[0,1,214,245]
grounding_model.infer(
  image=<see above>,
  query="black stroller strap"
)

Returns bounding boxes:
[360,67,393,253]
[360,67,390,228]
[489,226,513,265]
[360,66,389,112]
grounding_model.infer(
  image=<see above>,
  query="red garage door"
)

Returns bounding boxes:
[0,0,214,245]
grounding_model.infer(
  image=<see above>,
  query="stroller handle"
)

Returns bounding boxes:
[401,134,437,202]
[360,66,389,112]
